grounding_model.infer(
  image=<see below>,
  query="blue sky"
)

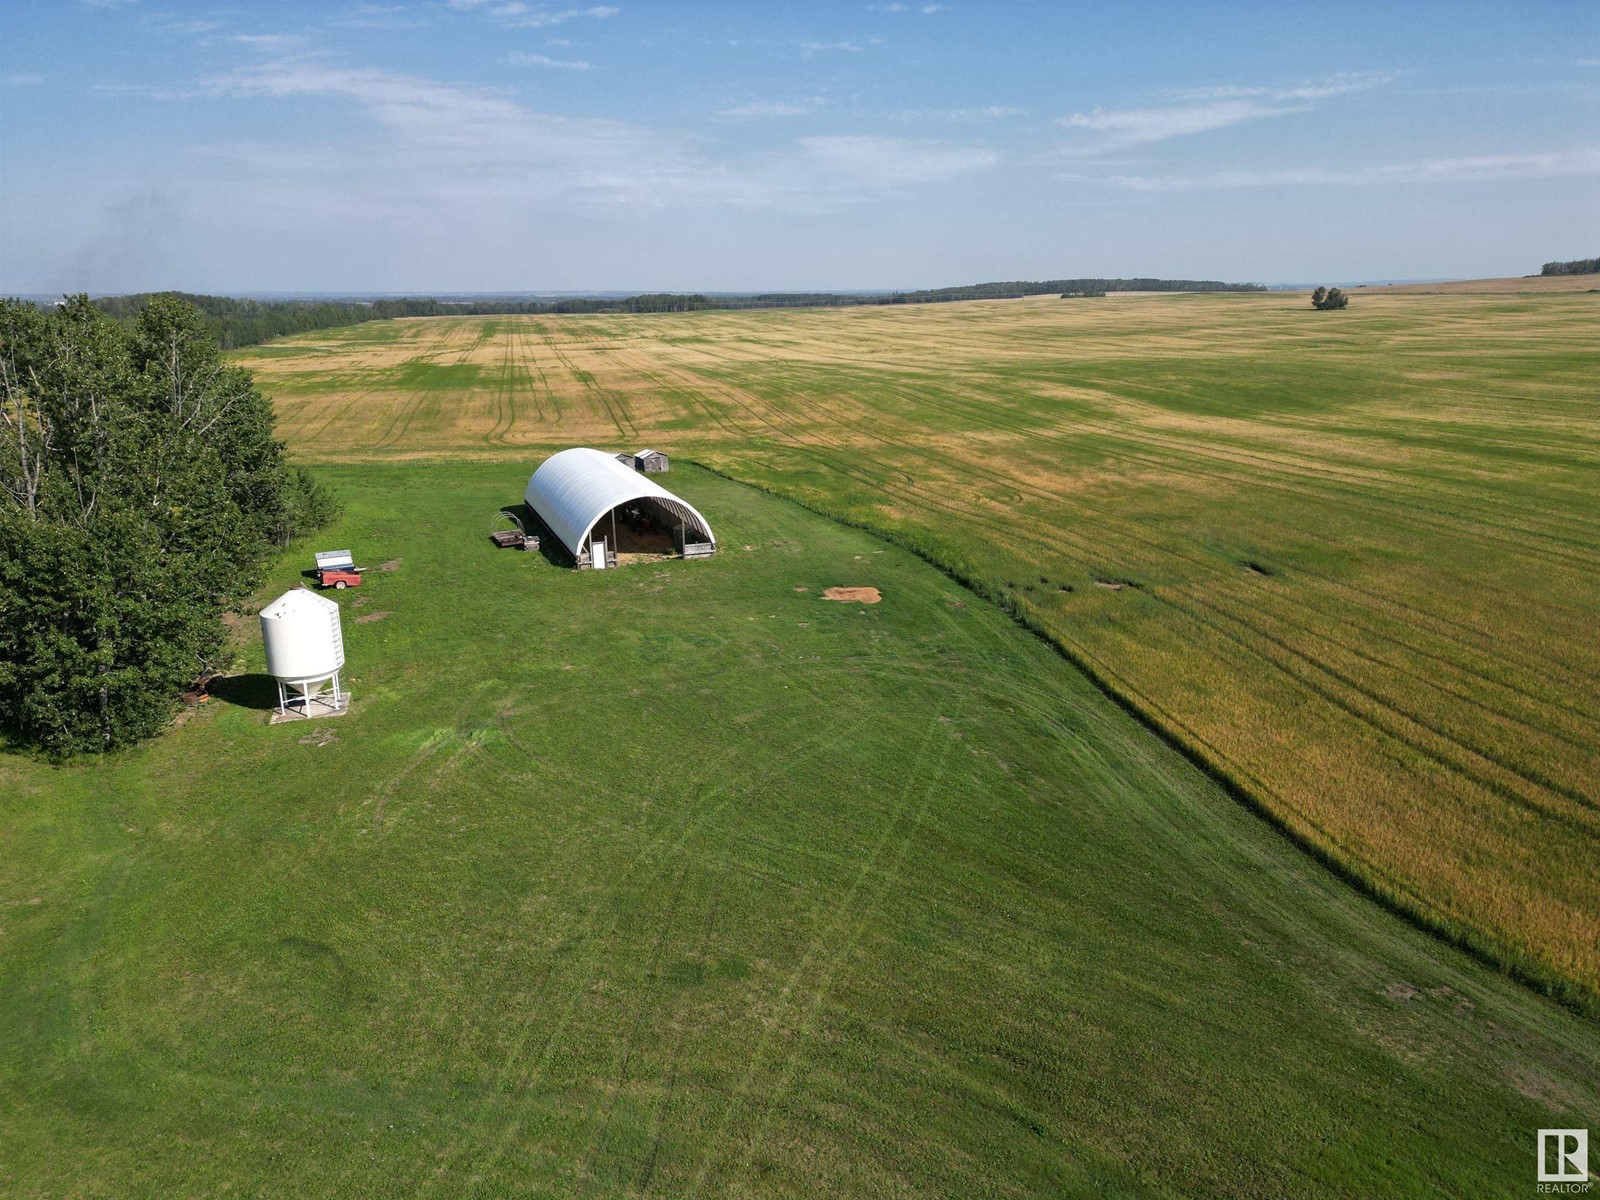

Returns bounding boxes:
[1,1,1596,293]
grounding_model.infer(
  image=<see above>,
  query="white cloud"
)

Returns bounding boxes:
[504,51,592,69]
[1061,98,1297,150]
[448,2,618,29]
[4,73,45,87]
[717,99,823,120]
[1060,72,1393,154]
[1065,148,1600,191]
[1169,72,1393,104]
[799,40,864,53]
[334,5,430,31]
[192,58,994,215]
[232,34,314,52]
[797,135,995,186]
[900,105,1021,122]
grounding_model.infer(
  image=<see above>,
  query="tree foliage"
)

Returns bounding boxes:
[1311,286,1348,311]
[1540,257,1599,276]
[0,295,338,755]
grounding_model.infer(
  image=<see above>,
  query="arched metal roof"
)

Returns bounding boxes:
[524,448,715,558]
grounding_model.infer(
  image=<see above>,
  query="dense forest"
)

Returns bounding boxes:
[76,277,1265,349]
[1540,257,1600,276]
[0,295,339,755]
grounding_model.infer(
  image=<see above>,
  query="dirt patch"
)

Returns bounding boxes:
[1383,982,1420,1002]
[355,611,392,624]
[221,612,245,630]
[1094,579,1125,591]
[299,728,338,747]
[822,586,881,604]
[1507,1066,1586,1109]
[377,558,403,572]
[793,586,809,592]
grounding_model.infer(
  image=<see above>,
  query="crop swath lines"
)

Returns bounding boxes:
[241,290,1600,1005]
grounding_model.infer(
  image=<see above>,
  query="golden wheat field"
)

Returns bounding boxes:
[238,281,1600,1004]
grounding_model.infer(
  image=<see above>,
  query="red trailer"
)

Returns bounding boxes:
[314,549,365,589]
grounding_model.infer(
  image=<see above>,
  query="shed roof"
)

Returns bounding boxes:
[524,448,714,559]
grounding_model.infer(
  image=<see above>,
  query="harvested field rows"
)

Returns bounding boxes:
[239,285,1600,1002]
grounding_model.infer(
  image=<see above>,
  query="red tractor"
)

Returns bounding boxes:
[314,550,365,590]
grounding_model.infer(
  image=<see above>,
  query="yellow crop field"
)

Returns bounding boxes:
[239,280,1600,1004]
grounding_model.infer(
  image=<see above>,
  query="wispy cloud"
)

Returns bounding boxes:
[899,105,1021,122]
[1065,147,1600,191]
[796,135,994,187]
[4,73,45,87]
[504,51,592,69]
[716,99,823,120]
[194,57,994,215]
[1059,72,1393,154]
[334,5,431,31]
[798,40,865,54]
[869,2,947,11]
[447,2,619,29]
[232,34,315,53]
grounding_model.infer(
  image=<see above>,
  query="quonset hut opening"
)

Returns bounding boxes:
[523,447,715,569]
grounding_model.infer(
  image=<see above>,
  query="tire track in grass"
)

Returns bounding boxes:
[373,321,476,450]
[635,886,721,1195]
[539,329,637,442]
[575,862,695,1188]
[411,706,878,1198]
[687,726,950,1193]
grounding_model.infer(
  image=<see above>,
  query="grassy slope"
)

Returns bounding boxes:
[2,462,1597,1198]
[235,288,1600,1005]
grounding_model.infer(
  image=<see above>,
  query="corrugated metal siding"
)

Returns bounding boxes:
[524,448,715,558]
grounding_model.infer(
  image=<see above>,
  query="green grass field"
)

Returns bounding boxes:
[3,462,1598,1197]
[235,286,1600,1006]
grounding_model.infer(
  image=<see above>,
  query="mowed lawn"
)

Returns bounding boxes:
[2,463,1598,1198]
[237,285,1600,1006]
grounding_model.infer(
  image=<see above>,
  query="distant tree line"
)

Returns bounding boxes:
[0,295,339,755]
[1540,257,1599,276]
[65,277,1265,350]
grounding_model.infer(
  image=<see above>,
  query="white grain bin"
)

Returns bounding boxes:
[259,587,347,718]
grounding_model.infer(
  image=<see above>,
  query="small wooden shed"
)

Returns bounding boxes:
[633,449,669,474]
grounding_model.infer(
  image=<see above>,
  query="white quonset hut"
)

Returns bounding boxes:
[259,587,347,718]
[524,447,715,569]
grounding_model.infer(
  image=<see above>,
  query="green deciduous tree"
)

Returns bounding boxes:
[0,295,339,754]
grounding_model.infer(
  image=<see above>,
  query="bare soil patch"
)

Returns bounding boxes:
[356,611,392,624]
[822,586,881,604]
[378,558,403,572]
